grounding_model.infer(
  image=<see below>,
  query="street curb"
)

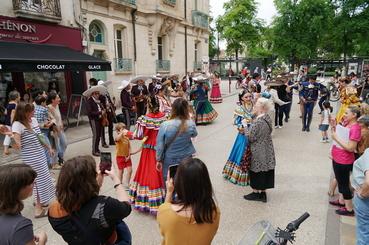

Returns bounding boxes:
[325,206,341,245]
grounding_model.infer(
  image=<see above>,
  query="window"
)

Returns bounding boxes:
[89,22,104,44]
[194,42,198,63]
[158,37,163,60]
[115,29,123,59]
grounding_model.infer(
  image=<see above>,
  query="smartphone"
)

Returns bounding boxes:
[100,152,112,174]
[169,164,179,179]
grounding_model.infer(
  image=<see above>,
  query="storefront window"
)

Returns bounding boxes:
[23,72,67,103]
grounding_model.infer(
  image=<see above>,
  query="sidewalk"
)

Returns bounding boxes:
[0,79,237,165]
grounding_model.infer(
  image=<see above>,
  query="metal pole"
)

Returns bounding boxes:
[184,0,188,75]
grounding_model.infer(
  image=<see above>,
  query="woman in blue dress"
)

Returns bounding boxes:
[223,90,253,186]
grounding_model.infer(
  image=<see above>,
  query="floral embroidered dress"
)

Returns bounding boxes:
[129,112,168,215]
[222,103,253,186]
[190,82,218,125]
[210,77,222,103]
[336,86,360,123]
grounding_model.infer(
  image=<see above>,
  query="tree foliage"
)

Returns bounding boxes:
[271,0,334,64]
[216,0,261,58]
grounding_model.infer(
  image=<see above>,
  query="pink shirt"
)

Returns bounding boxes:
[331,123,361,164]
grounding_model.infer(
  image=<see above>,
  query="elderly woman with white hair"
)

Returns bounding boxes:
[243,97,276,203]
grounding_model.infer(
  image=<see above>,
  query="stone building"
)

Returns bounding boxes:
[79,0,210,94]
[0,0,210,104]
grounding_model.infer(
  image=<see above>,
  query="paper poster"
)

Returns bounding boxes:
[333,125,350,149]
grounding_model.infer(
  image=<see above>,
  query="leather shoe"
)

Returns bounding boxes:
[243,192,260,201]
[109,142,116,146]
[102,144,109,148]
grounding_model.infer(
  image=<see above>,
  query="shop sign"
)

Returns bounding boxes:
[88,65,101,70]
[36,64,65,70]
[0,15,83,51]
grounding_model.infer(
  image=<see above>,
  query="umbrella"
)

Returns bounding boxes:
[118,80,130,90]
[129,75,151,84]
[83,85,107,97]
[97,80,112,87]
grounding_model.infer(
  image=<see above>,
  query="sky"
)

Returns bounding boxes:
[209,0,277,49]
[209,0,277,25]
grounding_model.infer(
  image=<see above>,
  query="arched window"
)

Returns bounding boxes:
[89,21,104,44]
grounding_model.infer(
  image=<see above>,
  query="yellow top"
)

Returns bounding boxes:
[157,202,220,245]
[115,136,130,157]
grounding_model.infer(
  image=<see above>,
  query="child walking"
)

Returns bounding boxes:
[115,123,140,189]
[319,101,333,143]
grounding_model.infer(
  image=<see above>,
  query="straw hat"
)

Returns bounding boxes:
[83,85,107,97]
[117,80,130,90]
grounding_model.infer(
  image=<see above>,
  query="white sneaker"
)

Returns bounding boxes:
[275,126,279,129]
[325,139,330,143]
[320,139,326,143]
[278,125,283,129]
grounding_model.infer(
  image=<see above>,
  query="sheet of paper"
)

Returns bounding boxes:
[333,125,350,149]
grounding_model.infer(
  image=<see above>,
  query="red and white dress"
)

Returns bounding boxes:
[210,78,222,103]
[129,112,168,215]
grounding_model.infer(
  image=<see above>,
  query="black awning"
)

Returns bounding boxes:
[0,41,111,72]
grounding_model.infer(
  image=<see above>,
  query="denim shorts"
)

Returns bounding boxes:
[319,124,329,131]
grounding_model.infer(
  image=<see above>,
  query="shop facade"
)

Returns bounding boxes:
[0,15,84,107]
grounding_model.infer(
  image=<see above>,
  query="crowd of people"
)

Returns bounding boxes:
[1,68,369,244]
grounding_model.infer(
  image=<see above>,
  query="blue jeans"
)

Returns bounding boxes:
[54,130,67,161]
[115,220,131,245]
[354,194,369,245]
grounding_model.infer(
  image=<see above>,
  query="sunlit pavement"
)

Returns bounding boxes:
[10,80,354,244]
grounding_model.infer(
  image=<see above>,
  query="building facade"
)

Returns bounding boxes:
[0,0,89,108]
[80,0,210,97]
[0,0,210,105]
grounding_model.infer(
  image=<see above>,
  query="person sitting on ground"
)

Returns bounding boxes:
[0,164,47,245]
[48,155,132,245]
[157,158,220,245]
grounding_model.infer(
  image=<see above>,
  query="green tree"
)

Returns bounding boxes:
[330,0,369,59]
[216,0,261,59]
[208,16,218,59]
[271,0,334,65]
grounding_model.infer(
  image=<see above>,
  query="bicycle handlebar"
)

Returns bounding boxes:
[286,212,310,232]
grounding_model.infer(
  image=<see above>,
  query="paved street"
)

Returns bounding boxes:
[17,88,339,245]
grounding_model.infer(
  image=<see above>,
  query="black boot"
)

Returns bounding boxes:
[243,192,260,201]
[259,192,267,203]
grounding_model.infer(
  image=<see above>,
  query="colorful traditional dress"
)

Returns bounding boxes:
[336,86,360,123]
[222,103,253,186]
[191,83,218,125]
[157,95,172,116]
[210,78,222,103]
[129,112,168,215]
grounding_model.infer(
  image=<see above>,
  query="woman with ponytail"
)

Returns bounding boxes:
[156,98,198,183]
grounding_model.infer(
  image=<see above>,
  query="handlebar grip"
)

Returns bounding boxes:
[287,212,310,232]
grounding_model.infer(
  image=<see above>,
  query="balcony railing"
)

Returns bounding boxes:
[121,0,136,5]
[12,0,62,23]
[115,58,133,73]
[193,61,202,71]
[156,60,170,73]
[163,0,176,6]
[192,10,209,29]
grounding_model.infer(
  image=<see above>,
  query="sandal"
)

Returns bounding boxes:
[34,208,48,219]
[329,200,345,207]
